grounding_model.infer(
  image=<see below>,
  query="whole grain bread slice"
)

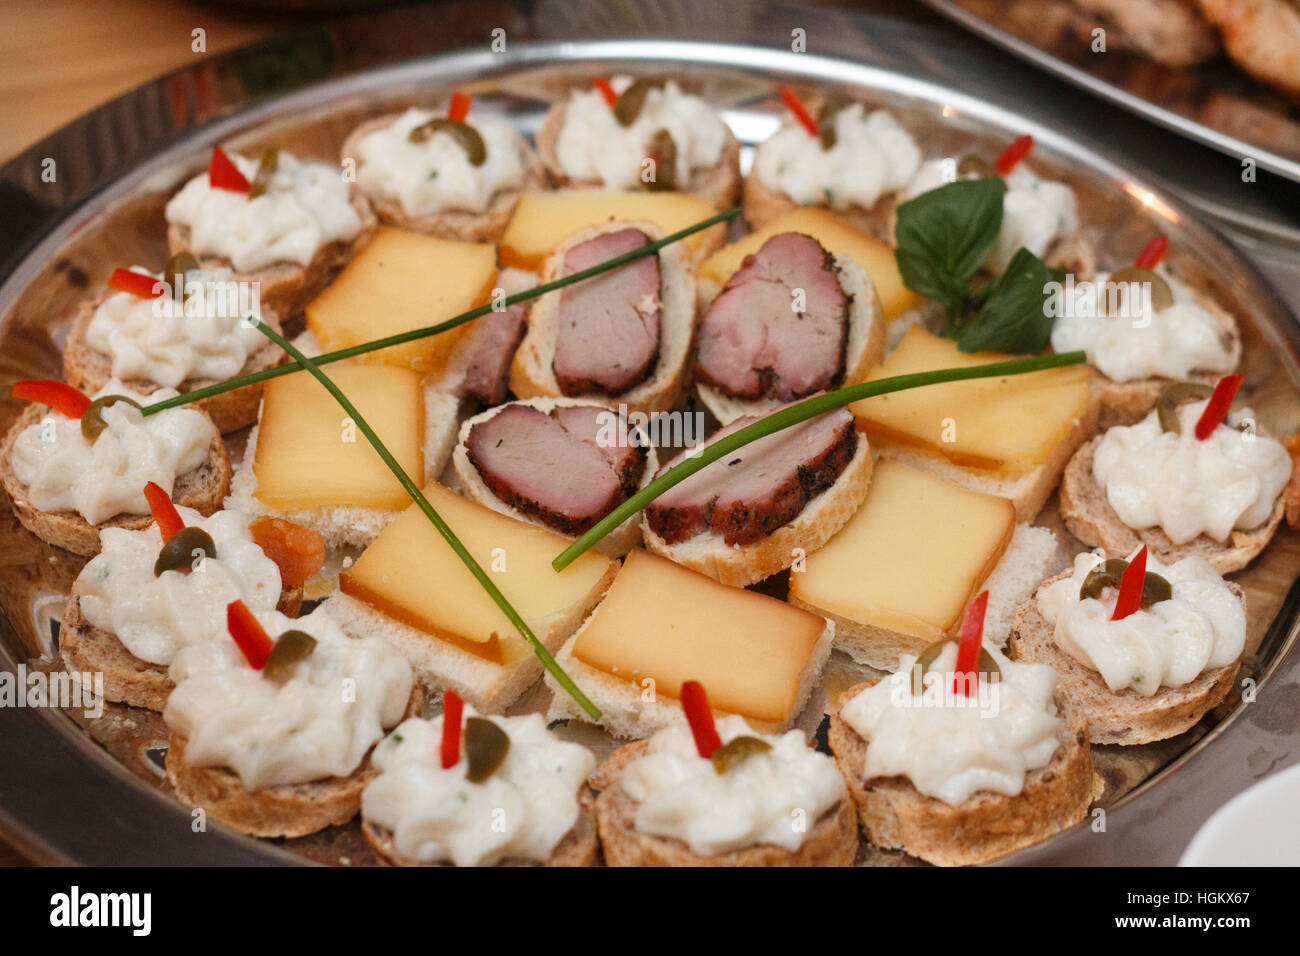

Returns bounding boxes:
[0,403,231,557]
[1058,434,1285,574]
[591,738,859,866]
[828,679,1098,866]
[1007,571,1243,745]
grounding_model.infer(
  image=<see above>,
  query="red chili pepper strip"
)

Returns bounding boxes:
[994,134,1034,175]
[227,599,274,669]
[106,268,166,299]
[680,680,723,759]
[11,379,91,419]
[1194,374,1244,441]
[593,77,618,108]
[447,91,472,123]
[208,146,250,192]
[780,86,819,138]
[952,590,990,696]
[143,481,184,543]
[1111,546,1148,622]
[441,689,464,769]
[1134,235,1169,270]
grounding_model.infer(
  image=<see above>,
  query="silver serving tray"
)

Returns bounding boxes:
[0,0,1297,866]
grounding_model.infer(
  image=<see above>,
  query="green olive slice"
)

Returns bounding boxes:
[711,735,773,774]
[1108,266,1175,314]
[163,250,201,303]
[153,526,217,577]
[465,717,510,783]
[408,118,486,166]
[1080,558,1173,609]
[645,128,677,192]
[613,78,665,127]
[910,636,1001,691]
[1141,573,1172,608]
[262,629,317,679]
[80,394,142,444]
[1157,381,1215,434]
[816,101,840,151]
[957,154,1000,180]
[248,148,279,199]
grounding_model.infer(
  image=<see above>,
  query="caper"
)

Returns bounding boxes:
[612,78,665,127]
[248,148,279,199]
[80,394,142,444]
[1157,381,1215,434]
[262,629,317,680]
[910,635,1000,692]
[1108,266,1174,314]
[711,735,772,774]
[1079,557,1172,609]
[465,717,510,783]
[163,250,201,304]
[644,128,677,192]
[957,154,1000,180]
[153,526,217,577]
[407,118,486,166]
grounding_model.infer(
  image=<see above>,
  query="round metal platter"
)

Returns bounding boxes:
[0,0,1297,866]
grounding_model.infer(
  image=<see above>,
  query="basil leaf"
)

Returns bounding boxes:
[955,247,1055,355]
[893,179,1006,312]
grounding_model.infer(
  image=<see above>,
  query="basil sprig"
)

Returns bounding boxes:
[894,179,1060,355]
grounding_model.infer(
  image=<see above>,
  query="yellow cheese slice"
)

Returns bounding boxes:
[571,550,826,724]
[789,459,1015,642]
[252,364,423,511]
[498,190,721,269]
[698,207,917,320]
[306,227,497,373]
[340,482,613,665]
[850,325,1092,473]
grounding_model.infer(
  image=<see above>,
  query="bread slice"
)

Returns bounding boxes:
[742,169,895,243]
[828,680,1098,866]
[791,522,1061,673]
[509,220,696,417]
[164,685,423,839]
[1007,571,1243,745]
[1285,434,1300,530]
[62,297,284,435]
[166,194,377,319]
[341,114,548,242]
[452,396,659,558]
[544,618,834,739]
[534,98,742,210]
[591,738,858,866]
[0,404,230,557]
[224,386,463,551]
[325,555,618,715]
[59,582,303,713]
[641,429,874,587]
[694,253,887,426]
[360,791,599,867]
[1058,434,1285,574]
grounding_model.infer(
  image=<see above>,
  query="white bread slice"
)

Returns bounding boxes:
[791,522,1061,673]
[641,428,874,587]
[1058,434,1286,574]
[224,386,462,551]
[694,253,887,426]
[509,220,695,417]
[828,680,1098,866]
[452,396,658,558]
[324,556,618,715]
[543,617,834,739]
[1007,570,1243,745]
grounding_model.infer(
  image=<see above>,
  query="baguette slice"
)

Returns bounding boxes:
[341,114,548,242]
[1058,434,1286,574]
[509,220,696,417]
[534,98,742,210]
[452,396,658,558]
[742,169,896,243]
[1007,571,1243,745]
[694,253,887,426]
[828,680,1098,866]
[166,194,377,319]
[164,685,423,839]
[591,738,858,866]
[62,298,284,435]
[0,404,230,557]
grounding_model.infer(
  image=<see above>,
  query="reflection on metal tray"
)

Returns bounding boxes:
[0,0,1297,867]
